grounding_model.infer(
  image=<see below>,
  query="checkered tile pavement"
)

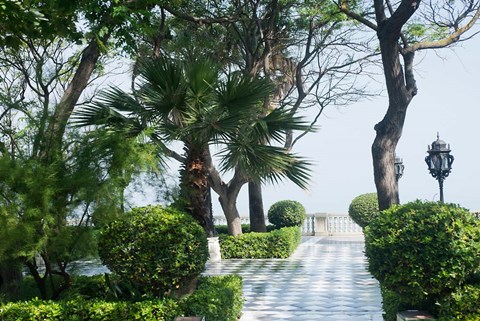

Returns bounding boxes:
[204,236,383,321]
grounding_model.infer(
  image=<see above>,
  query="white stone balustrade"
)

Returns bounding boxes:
[213,213,363,236]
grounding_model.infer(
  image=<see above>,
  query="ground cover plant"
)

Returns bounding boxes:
[364,201,480,320]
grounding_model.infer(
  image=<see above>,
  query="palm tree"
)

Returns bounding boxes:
[73,57,312,236]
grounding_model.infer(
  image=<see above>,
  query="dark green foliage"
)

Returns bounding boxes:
[219,226,301,258]
[214,224,275,234]
[438,285,480,320]
[267,200,306,228]
[98,206,208,297]
[59,275,109,300]
[365,201,480,317]
[380,286,432,321]
[215,224,252,234]
[348,193,379,228]
[182,275,243,321]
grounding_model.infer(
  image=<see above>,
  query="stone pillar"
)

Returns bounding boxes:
[207,237,221,263]
[314,213,329,236]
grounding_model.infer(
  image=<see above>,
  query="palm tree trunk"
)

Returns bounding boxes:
[248,181,267,232]
[180,144,215,236]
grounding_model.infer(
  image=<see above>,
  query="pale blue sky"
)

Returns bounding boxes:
[225,37,480,216]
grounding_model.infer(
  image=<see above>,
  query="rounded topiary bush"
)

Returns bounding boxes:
[267,200,306,229]
[348,193,379,228]
[365,201,480,304]
[98,205,208,296]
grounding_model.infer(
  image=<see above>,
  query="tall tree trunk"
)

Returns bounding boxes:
[39,34,109,161]
[373,19,416,210]
[248,181,267,232]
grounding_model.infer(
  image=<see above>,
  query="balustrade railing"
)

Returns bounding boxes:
[213,213,362,236]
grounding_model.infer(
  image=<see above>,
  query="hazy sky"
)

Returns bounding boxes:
[220,36,480,216]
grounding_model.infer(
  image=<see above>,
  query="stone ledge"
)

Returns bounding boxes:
[397,310,436,321]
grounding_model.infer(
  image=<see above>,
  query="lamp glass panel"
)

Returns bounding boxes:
[433,154,442,170]
[441,154,450,170]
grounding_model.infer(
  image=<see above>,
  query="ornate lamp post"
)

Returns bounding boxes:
[394,154,405,181]
[425,133,454,203]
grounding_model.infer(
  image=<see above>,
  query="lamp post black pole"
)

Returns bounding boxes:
[438,177,444,203]
[425,133,454,204]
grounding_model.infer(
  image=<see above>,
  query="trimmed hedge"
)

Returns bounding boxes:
[348,193,379,228]
[0,297,181,321]
[182,275,243,321]
[365,201,480,320]
[0,275,243,321]
[267,200,306,229]
[98,205,208,297]
[214,224,275,235]
[219,226,301,259]
[215,224,252,235]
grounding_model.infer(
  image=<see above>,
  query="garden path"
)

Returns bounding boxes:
[204,236,383,321]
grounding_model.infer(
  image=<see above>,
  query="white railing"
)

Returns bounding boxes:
[213,213,363,236]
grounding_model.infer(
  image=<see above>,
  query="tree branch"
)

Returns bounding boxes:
[406,6,480,52]
[338,1,378,31]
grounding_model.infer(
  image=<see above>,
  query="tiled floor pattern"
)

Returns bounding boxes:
[204,236,383,321]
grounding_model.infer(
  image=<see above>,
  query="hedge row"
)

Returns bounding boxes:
[219,226,301,259]
[364,201,480,321]
[0,275,243,321]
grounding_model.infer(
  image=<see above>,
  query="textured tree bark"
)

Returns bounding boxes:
[180,144,215,237]
[218,192,244,237]
[206,152,246,236]
[39,34,109,161]
[248,182,267,232]
[371,1,418,210]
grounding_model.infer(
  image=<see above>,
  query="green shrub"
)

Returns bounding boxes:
[214,224,275,235]
[365,201,480,307]
[98,205,208,297]
[0,275,240,321]
[380,286,433,321]
[59,275,109,300]
[348,193,379,228]
[267,200,306,229]
[214,224,251,234]
[438,284,480,320]
[219,226,301,258]
[182,275,243,321]
[0,297,181,321]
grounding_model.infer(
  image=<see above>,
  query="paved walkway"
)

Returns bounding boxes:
[204,236,383,321]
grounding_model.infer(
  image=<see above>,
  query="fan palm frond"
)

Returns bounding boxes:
[251,107,314,144]
[136,58,188,122]
[71,87,147,137]
[218,142,312,190]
